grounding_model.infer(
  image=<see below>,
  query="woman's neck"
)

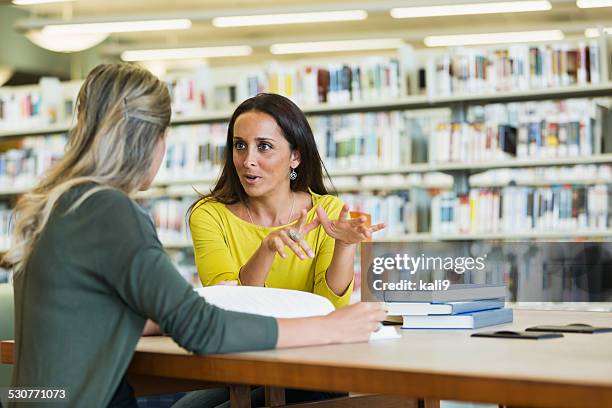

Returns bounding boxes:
[246,189,295,227]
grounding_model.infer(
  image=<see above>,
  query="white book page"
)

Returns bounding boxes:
[195,286,401,341]
[195,286,334,318]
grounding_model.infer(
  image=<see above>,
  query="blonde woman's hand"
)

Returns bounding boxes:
[275,302,387,348]
[316,204,385,245]
[323,302,387,344]
[261,209,320,260]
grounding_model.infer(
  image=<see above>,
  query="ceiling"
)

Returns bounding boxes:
[5,0,612,67]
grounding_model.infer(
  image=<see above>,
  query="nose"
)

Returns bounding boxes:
[243,146,257,168]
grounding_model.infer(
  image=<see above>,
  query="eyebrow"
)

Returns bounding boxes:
[233,136,275,143]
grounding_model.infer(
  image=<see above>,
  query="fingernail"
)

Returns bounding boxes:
[308,251,314,257]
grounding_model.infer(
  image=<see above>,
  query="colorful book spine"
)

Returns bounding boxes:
[339,192,416,236]
[155,123,228,183]
[429,42,601,97]
[310,111,409,172]
[431,99,600,164]
[431,183,610,234]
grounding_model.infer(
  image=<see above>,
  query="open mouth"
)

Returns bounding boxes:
[244,175,261,183]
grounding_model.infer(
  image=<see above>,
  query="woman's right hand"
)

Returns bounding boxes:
[323,302,387,344]
[275,302,387,348]
[262,209,320,260]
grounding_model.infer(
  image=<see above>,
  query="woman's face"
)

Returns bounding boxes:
[232,110,300,198]
[140,129,167,191]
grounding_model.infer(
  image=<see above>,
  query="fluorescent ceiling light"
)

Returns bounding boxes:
[585,27,612,37]
[391,1,551,18]
[213,10,367,27]
[121,46,253,61]
[12,0,74,4]
[41,19,191,35]
[424,30,564,47]
[26,30,109,52]
[576,0,612,8]
[270,38,404,54]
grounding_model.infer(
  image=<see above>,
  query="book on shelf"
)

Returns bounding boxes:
[1,37,610,134]
[0,134,67,189]
[426,42,602,97]
[0,204,12,253]
[234,57,404,108]
[431,99,610,164]
[432,184,610,235]
[0,78,79,131]
[139,196,194,245]
[154,123,227,183]
[469,165,612,187]
[386,297,505,317]
[400,307,513,329]
[196,285,400,341]
[339,191,418,237]
[310,111,409,172]
[383,284,507,303]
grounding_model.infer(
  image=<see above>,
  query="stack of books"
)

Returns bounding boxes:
[385,284,512,329]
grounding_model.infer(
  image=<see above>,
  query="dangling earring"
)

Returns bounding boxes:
[289,167,297,181]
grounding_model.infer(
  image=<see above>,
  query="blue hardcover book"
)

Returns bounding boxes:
[401,307,513,329]
[386,298,505,316]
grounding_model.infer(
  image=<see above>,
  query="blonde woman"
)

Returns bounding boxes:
[3,64,385,407]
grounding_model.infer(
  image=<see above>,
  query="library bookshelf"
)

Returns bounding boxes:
[0,84,610,246]
[4,83,612,139]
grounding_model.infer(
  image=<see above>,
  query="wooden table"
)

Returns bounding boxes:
[2,309,612,408]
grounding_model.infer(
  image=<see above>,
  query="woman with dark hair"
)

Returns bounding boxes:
[189,93,384,308]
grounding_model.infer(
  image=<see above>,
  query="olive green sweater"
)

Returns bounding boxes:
[11,185,278,407]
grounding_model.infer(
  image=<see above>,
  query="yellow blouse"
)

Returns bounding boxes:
[189,191,353,308]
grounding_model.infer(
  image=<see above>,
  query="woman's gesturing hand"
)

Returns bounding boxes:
[262,209,320,260]
[316,204,385,245]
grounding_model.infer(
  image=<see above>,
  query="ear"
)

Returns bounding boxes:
[290,149,301,169]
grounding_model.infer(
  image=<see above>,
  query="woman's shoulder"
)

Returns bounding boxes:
[190,196,230,221]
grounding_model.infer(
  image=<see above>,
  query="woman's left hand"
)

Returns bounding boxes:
[316,204,385,245]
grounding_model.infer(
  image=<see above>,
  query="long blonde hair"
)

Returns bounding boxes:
[3,63,171,275]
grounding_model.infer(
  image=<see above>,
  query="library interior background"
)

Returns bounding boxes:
[0,0,611,405]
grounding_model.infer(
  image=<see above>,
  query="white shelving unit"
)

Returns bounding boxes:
[4,83,612,138]
[1,78,611,245]
[325,154,612,177]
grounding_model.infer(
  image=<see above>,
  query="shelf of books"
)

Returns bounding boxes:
[1,40,611,286]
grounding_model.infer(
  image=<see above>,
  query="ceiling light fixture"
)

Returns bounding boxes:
[391,1,551,18]
[584,27,612,37]
[270,38,404,54]
[121,46,253,61]
[424,29,564,47]
[12,0,75,4]
[213,10,367,27]
[41,19,192,35]
[25,30,109,53]
[576,0,612,8]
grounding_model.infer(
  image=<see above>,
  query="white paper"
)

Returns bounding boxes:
[195,286,401,342]
[195,286,335,318]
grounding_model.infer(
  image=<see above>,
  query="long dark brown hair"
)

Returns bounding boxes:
[188,93,333,218]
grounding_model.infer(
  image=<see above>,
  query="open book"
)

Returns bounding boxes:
[195,286,399,341]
